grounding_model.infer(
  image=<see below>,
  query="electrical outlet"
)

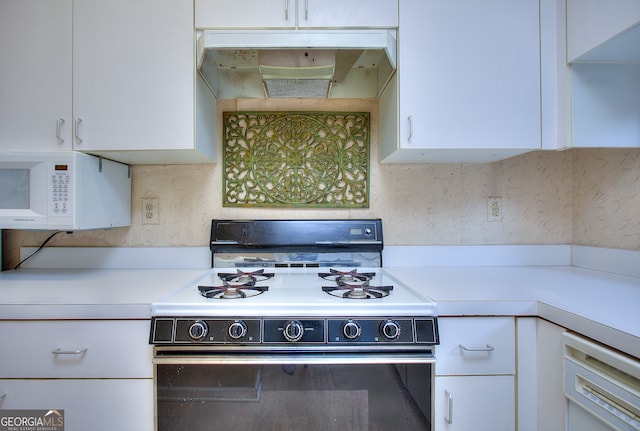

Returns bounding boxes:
[142,197,159,225]
[487,197,503,222]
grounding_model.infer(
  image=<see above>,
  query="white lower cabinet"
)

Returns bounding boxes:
[0,379,153,431]
[434,375,514,431]
[0,319,153,431]
[433,317,515,431]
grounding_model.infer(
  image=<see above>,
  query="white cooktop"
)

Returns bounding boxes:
[151,267,437,318]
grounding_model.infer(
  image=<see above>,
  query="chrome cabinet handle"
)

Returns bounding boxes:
[305,0,309,20]
[0,392,7,405]
[74,117,83,143]
[52,346,88,355]
[56,118,65,143]
[284,0,288,20]
[459,344,494,352]
[445,389,453,424]
[407,115,413,142]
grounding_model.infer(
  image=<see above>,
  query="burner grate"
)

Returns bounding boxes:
[198,270,273,299]
[217,269,275,283]
[318,269,376,284]
[319,269,393,299]
[198,284,269,299]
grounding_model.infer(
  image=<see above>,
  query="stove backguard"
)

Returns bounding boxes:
[210,219,383,267]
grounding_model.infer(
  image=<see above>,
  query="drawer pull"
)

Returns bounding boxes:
[0,392,7,403]
[459,344,494,352]
[52,347,88,355]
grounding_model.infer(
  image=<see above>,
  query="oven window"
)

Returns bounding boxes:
[156,363,432,430]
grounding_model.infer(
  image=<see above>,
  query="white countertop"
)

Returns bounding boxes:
[0,268,207,319]
[384,265,640,358]
[1,245,638,358]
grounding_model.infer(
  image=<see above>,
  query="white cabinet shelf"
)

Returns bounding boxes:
[571,64,640,148]
[567,0,640,63]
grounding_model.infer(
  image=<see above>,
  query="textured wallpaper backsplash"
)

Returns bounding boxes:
[3,98,639,269]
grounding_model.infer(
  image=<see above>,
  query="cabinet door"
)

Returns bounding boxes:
[298,0,398,28]
[195,0,295,28]
[0,379,153,431]
[434,375,514,431]
[397,0,540,152]
[0,0,72,150]
[72,0,194,154]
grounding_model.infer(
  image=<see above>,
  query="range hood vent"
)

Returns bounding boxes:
[259,50,334,98]
[197,30,396,99]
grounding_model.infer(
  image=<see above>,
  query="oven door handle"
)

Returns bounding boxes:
[154,352,435,365]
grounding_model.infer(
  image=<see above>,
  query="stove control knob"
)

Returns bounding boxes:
[380,320,401,340]
[283,320,305,342]
[343,320,362,340]
[228,320,248,340]
[188,320,209,341]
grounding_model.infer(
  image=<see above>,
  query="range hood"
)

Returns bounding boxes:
[196,30,396,99]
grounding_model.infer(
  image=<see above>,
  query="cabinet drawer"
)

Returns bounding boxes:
[0,379,153,431]
[435,317,515,376]
[0,320,152,378]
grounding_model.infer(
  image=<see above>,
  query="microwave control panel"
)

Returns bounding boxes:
[49,163,73,216]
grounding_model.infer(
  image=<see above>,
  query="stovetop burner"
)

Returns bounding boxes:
[217,269,275,283]
[198,270,273,299]
[318,268,377,284]
[320,269,393,299]
[197,283,269,299]
[321,283,393,299]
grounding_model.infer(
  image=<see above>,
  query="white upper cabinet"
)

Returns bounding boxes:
[196,0,398,29]
[380,0,541,163]
[73,0,216,164]
[1,0,216,164]
[0,0,73,151]
[297,0,398,28]
[567,0,640,62]
[196,0,296,28]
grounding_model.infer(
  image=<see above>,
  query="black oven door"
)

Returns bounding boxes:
[154,352,434,431]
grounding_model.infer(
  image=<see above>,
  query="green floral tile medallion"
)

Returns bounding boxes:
[223,111,370,208]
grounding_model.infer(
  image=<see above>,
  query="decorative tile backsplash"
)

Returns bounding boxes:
[223,111,370,208]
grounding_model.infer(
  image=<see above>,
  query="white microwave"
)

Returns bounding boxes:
[0,151,131,230]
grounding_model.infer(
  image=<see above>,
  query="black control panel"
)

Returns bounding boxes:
[150,317,439,346]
